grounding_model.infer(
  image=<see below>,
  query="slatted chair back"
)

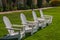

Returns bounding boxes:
[20,13,29,29]
[3,16,14,35]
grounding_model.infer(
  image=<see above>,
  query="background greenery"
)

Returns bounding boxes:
[0,0,60,11]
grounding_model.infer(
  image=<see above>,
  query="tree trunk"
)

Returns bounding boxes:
[2,0,7,11]
[0,0,3,7]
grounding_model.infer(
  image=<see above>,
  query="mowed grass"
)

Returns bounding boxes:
[0,7,60,40]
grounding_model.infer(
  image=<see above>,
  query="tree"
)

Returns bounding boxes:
[2,0,7,11]
[0,0,3,11]
[37,0,42,8]
[46,0,50,3]
[0,0,3,7]
[46,0,51,6]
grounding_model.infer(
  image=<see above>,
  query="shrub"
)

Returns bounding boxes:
[6,5,10,11]
[31,4,38,9]
[24,5,30,10]
[13,6,17,10]
[17,3,30,10]
[37,0,42,8]
[46,0,50,3]
[17,4,24,10]
[0,7,3,12]
[42,2,47,7]
[50,1,60,6]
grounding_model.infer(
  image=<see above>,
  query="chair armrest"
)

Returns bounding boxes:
[12,24,25,28]
[28,23,35,26]
[44,15,52,18]
[6,28,21,31]
[27,21,34,23]
[44,15,52,16]
[38,18,45,21]
[27,21,38,24]
[44,15,53,20]
[38,18,45,23]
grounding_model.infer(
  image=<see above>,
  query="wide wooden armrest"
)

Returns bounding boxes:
[44,15,52,18]
[38,18,45,21]
[27,24,35,28]
[44,15,53,20]
[37,18,46,23]
[28,23,35,26]
[6,28,21,31]
[12,24,25,28]
[27,21,38,24]
[44,15,52,17]
[27,21,34,23]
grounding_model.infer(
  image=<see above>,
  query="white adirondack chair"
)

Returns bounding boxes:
[32,10,46,29]
[20,13,39,35]
[39,9,53,25]
[3,16,25,40]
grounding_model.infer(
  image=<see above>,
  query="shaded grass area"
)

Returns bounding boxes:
[0,7,60,40]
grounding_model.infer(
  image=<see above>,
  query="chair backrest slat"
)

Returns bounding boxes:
[32,10,38,22]
[39,9,45,19]
[20,13,27,25]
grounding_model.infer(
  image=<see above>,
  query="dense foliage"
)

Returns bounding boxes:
[50,0,60,6]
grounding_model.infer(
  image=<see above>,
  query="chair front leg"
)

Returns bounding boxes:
[18,31,21,40]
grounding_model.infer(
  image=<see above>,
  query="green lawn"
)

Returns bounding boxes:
[0,7,60,40]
